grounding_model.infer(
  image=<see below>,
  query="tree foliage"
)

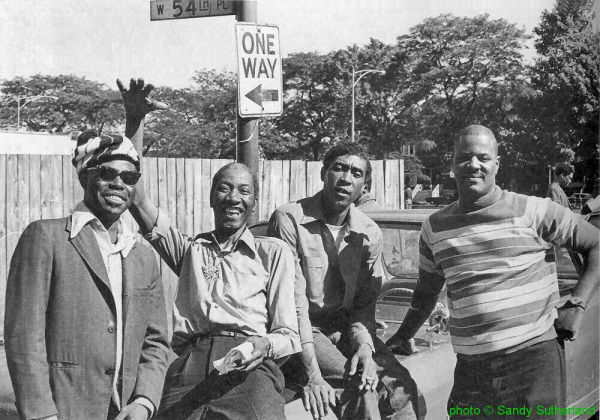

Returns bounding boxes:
[0,9,596,193]
[0,74,122,133]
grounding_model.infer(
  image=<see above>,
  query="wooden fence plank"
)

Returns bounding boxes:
[0,155,5,337]
[200,159,213,232]
[29,155,41,222]
[40,156,63,219]
[289,160,306,203]
[62,156,75,215]
[184,159,194,236]
[192,159,203,235]
[306,161,322,196]
[371,160,385,207]
[282,160,290,206]
[259,160,271,221]
[268,160,284,219]
[175,158,186,236]
[384,159,400,209]
[6,155,20,269]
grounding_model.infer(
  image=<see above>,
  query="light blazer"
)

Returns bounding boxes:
[4,217,171,420]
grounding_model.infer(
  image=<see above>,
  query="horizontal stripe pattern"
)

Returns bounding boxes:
[421,190,581,355]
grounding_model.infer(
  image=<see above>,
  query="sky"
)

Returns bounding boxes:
[0,0,558,89]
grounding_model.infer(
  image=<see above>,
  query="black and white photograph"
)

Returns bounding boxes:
[0,0,598,419]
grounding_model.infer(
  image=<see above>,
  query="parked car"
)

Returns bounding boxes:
[255,208,599,419]
[570,193,593,209]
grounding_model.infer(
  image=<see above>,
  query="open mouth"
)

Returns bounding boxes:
[104,194,126,205]
[223,207,243,217]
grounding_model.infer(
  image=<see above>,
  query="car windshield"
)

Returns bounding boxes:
[381,225,421,276]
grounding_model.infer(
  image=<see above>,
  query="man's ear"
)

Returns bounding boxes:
[496,156,501,168]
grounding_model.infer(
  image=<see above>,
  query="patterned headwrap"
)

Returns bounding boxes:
[71,130,140,174]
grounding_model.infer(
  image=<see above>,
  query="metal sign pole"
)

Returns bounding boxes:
[236,0,259,224]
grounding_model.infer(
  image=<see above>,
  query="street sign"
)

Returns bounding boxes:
[150,0,235,21]
[235,23,283,117]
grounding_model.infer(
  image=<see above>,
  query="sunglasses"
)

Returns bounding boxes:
[88,166,141,186]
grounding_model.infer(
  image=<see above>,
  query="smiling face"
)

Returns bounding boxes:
[321,154,368,215]
[81,159,137,227]
[210,164,256,237]
[452,132,500,201]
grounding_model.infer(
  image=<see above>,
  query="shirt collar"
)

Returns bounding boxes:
[70,201,136,256]
[299,190,363,233]
[195,226,257,257]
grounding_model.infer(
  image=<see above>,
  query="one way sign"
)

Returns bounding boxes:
[236,23,283,117]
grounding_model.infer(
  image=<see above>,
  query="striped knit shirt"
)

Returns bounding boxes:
[418,188,598,355]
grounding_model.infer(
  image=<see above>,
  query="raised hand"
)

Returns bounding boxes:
[116,78,167,121]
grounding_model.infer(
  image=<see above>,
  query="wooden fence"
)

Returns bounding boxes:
[0,155,405,336]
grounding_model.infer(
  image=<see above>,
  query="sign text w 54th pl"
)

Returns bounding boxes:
[150,0,236,21]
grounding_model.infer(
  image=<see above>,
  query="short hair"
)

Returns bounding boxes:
[210,162,259,198]
[554,163,574,176]
[322,144,372,187]
[454,124,498,154]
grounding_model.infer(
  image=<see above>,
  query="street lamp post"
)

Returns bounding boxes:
[16,95,58,131]
[351,66,384,142]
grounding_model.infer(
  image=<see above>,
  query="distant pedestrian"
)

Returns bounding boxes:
[404,186,413,209]
[546,163,574,208]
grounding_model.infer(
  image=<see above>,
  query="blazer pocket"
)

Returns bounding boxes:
[48,361,79,369]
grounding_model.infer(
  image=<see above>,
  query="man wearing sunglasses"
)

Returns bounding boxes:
[119,79,300,420]
[4,130,171,420]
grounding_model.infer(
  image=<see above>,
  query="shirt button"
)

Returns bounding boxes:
[105,367,115,375]
[107,321,116,333]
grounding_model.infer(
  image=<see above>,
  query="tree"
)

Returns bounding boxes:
[143,69,238,158]
[532,0,599,190]
[0,74,122,133]
[273,52,349,160]
[395,14,532,186]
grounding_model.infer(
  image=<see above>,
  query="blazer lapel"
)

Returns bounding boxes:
[68,220,112,292]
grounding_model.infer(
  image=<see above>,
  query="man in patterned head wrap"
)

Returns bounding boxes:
[5,128,170,420]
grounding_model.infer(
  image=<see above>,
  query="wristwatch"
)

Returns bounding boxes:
[564,297,586,311]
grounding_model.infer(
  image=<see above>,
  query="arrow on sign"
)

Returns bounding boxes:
[245,84,279,107]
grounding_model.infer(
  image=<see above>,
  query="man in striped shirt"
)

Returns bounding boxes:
[386,125,599,418]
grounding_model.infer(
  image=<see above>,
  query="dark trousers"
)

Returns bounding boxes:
[448,338,566,420]
[156,336,286,420]
[283,329,421,420]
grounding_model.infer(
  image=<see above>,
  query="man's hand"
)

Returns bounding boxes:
[555,304,585,341]
[386,335,419,355]
[114,402,150,420]
[302,372,336,420]
[346,343,378,392]
[241,336,270,371]
[116,78,168,121]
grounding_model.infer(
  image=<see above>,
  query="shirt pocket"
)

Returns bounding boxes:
[226,271,267,309]
[302,256,326,298]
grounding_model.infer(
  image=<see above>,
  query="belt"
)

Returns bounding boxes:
[192,330,249,346]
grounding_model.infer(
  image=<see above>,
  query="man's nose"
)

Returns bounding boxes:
[225,189,242,202]
[466,156,481,168]
[339,170,352,183]
[108,176,126,188]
